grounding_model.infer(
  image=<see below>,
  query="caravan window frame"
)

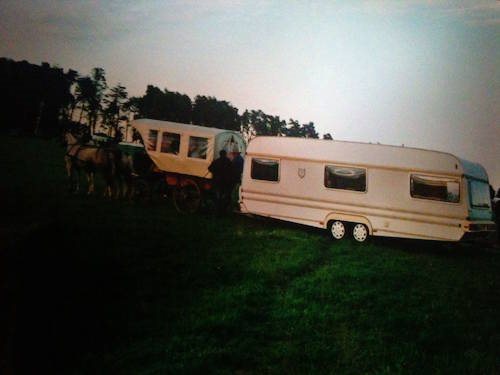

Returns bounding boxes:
[250,157,280,183]
[467,178,490,209]
[146,129,159,152]
[323,164,368,193]
[409,173,461,204]
[160,131,181,156]
[187,136,209,160]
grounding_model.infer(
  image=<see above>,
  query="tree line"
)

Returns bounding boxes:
[0,57,333,141]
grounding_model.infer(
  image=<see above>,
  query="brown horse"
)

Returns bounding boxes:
[63,131,116,197]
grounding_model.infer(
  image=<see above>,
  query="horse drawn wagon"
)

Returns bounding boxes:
[125,118,246,213]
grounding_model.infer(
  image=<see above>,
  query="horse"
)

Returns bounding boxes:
[111,148,136,199]
[63,131,116,197]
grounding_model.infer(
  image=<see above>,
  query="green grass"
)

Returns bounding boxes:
[1,134,499,374]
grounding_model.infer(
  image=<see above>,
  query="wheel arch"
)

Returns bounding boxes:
[324,213,373,235]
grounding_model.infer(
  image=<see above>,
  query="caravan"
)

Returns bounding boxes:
[239,137,496,242]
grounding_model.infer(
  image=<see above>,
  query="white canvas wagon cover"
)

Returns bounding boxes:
[132,118,246,179]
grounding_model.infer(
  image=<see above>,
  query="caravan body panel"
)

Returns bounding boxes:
[240,137,495,241]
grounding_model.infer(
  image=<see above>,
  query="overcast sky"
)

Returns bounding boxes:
[1,0,499,187]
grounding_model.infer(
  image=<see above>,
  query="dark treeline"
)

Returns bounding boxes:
[0,57,331,140]
[0,58,76,136]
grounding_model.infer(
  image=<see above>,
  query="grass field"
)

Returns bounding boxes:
[1,134,499,374]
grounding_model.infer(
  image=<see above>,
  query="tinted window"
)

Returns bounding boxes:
[188,136,208,159]
[324,165,366,192]
[160,132,180,154]
[147,130,158,151]
[410,174,459,203]
[251,158,279,181]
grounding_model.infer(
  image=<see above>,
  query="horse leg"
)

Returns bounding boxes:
[101,171,112,198]
[108,176,115,199]
[71,165,80,194]
[114,177,121,199]
[65,157,76,193]
[104,175,111,198]
[74,168,80,193]
[125,174,133,200]
[87,171,94,195]
[111,174,119,199]
[122,178,127,199]
[119,175,126,199]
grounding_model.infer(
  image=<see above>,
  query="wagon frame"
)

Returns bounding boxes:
[125,119,246,214]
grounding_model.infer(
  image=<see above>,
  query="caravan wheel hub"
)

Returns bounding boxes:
[330,221,346,240]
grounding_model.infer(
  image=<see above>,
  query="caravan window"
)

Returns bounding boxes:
[160,132,180,154]
[147,130,158,151]
[251,158,279,182]
[324,165,366,192]
[410,174,460,203]
[188,136,208,159]
[468,180,490,209]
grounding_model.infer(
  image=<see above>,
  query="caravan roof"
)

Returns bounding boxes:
[246,136,488,182]
[133,118,235,137]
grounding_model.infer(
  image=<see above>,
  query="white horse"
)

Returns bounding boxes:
[112,148,136,199]
[63,131,116,197]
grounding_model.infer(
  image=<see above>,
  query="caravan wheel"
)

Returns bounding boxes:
[352,223,369,243]
[330,221,346,240]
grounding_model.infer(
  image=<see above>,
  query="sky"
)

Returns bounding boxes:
[1,0,499,187]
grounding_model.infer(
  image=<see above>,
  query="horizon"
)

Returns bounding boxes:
[1,0,498,188]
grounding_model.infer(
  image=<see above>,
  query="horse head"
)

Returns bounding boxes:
[62,131,79,148]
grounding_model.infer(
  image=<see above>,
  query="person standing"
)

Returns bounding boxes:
[230,151,244,211]
[208,150,234,215]
[231,151,244,184]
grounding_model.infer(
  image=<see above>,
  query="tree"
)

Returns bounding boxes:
[87,68,107,135]
[192,96,240,130]
[285,119,302,137]
[74,76,94,124]
[102,83,128,138]
[323,133,333,140]
[0,58,77,136]
[301,122,319,139]
[63,69,79,121]
[284,119,319,138]
[130,85,192,123]
[268,115,287,136]
[240,110,254,142]
[72,67,107,135]
[240,110,286,138]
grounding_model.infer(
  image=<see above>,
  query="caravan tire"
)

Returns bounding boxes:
[330,220,346,240]
[352,223,369,243]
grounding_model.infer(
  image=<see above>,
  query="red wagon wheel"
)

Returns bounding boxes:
[173,178,202,214]
[133,177,152,201]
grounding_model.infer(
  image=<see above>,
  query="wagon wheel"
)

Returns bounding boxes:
[173,179,202,214]
[133,178,152,201]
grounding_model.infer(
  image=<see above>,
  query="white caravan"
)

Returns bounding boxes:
[239,137,496,242]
